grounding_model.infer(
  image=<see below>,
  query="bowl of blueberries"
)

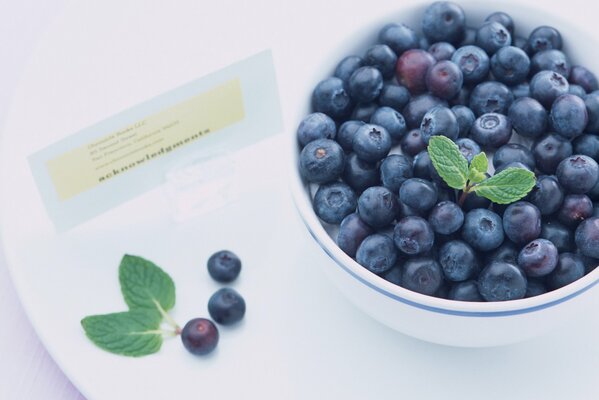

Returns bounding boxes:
[291,1,599,347]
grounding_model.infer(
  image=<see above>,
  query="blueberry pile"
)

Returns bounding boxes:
[297,1,599,302]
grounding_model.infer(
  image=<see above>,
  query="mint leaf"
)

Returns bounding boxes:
[81,310,162,357]
[473,168,536,204]
[428,136,468,190]
[119,255,176,313]
[468,153,488,184]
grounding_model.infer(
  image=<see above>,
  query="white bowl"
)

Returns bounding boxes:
[290,1,599,347]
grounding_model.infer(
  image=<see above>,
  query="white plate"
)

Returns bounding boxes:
[2,1,599,399]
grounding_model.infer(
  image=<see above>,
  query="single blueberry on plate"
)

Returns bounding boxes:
[532,134,573,174]
[380,154,413,193]
[401,257,443,295]
[312,77,353,120]
[396,49,437,94]
[399,178,439,212]
[207,250,242,283]
[529,70,569,108]
[527,26,562,54]
[379,84,411,111]
[357,186,399,228]
[348,66,384,103]
[313,182,357,224]
[576,217,599,259]
[378,23,419,55]
[336,213,373,258]
[337,120,366,152]
[469,113,512,148]
[393,216,435,255]
[462,208,504,251]
[451,105,476,137]
[425,60,464,100]
[356,234,398,274]
[449,280,483,301]
[540,219,574,253]
[451,45,490,85]
[297,112,336,147]
[478,261,527,301]
[556,155,599,194]
[439,240,478,281]
[208,288,246,325]
[299,138,345,184]
[428,201,464,235]
[420,106,460,143]
[503,201,542,245]
[557,194,593,227]
[550,94,588,140]
[508,97,547,139]
[352,124,392,163]
[490,46,530,85]
[181,318,219,356]
[364,44,398,79]
[334,55,363,83]
[469,81,514,116]
[547,253,585,290]
[476,21,512,56]
[526,175,564,216]
[370,106,408,142]
[517,238,558,277]
[421,1,466,45]
[401,129,427,157]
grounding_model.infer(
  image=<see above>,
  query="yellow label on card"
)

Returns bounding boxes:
[45,79,244,200]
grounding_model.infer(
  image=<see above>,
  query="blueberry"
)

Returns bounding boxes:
[208,288,246,325]
[469,81,514,116]
[529,70,569,108]
[381,264,403,285]
[455,138,480,163]
[469,113,512,148]
[181,318,219,355]
[517,238,558,277]
[401,256,443,295]
[503,201,541,244]
[532,134,573,174]
[493,143,535,171]
[421,1,466,45]
[574,217,599,258]
[428,41,456,61]
[337,120,366,152]
[485,11,514,36]
[351,102,379,122]
[348,66,384,103]
[556,155,599,194]
[508,97,547,139]
[525,279,548,298]
[334,55,363,83]
[299,139,345,184]
[526,175,564,215]
[478,261,527,301]
[312,77,353,120]
[476,21,511,56]
[363,44,398,80]
[550,94,588,139]
[313,182,357,224]
[401,129,427,157]
[207,250,241,283]
[398,200,426,219]
[449,280,484,301]
[484,240,518,265]
[452,105,476,137]
[420,106,459,143]
[547,253,585,290]
[425,60,463,100]
[402,94,448,128]
[511,83,531,99]
[378,84,411,111]
[450,86,471,106]
[461,191,492,212]
[570,66,599,93]
[413,151,433,180]
[393,216,435,255]
[588,179,599,201]
[541,220,574,253]
[459,27,477,46]
[396,49,437,94]
[584,91,599,134]
[356,234,398,274]
[530,49,570,78]
[494,161,532,175]
[399,178,438,212]
[419,36,431,51]
[569,84,587,98]
[439,240,478,281]
[380,154,413,193]
[337,213,373,257]
[462,208,504,251]
[512,36,529,53]
[579,252,599,274]
[428,201,464,235]
[370,107,407,142]
[490,46,530,85]
[357,186,399,228]
[297,112,336,147]
[557,194,593,227]
[352,124,392,163]
[527,26,562,54]
[451,45,490,85]
[594,203,599,218]
[378,23,419,55]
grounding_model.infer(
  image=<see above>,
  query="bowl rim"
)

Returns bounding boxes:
[289,0,599,317]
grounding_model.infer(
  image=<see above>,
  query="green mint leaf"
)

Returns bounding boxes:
[428,136,468,190]
[119,255,176,313]
[468,153,489,184]
[473,167,536,204]
[81,310,162,357]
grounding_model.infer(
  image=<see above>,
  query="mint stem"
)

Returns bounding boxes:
[458,183,474,206]
[153,299,181,332]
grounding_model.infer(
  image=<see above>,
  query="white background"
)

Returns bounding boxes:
[0,1,598,399]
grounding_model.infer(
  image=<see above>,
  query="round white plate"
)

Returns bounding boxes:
[2,1,599,399]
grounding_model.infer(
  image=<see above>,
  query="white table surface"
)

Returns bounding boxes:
[0,1,598,399]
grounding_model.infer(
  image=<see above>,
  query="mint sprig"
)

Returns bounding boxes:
[82,255,180,357]
[428,136,536,205]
